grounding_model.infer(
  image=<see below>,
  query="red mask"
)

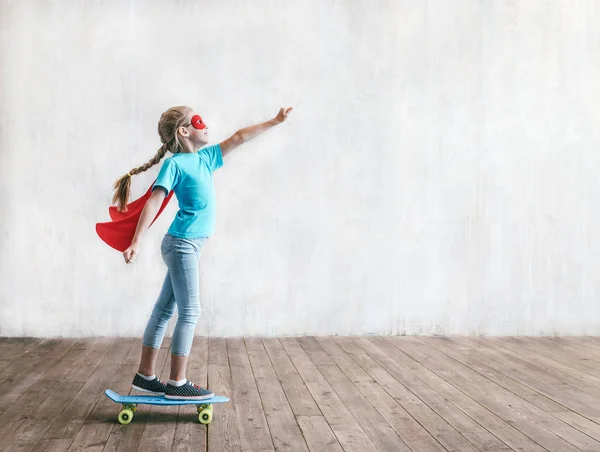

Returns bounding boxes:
[190,115,206,129]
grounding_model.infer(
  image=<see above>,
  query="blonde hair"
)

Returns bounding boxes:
[112,106,194,212]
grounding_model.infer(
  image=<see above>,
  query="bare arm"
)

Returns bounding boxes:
[220,107,293,158]
[123,188,166,263]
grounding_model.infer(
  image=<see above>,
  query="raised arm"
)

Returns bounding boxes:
[219,107,293,158]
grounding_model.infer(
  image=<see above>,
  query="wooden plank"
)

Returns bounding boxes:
[0,338,76,415]
[319,363,417,452]
[548,337,600,360]
[543,336,600,353]
[389,337,598,452]
[447,336,600,417]
[43,347,88,380]
[0,378,64,451]
[245,338,309,452]
[0,340,108,450]
[298,337,413,452]
[0,340,87,441]
[32,439,74,452]
[360,337,546,452]
[333,337,504,452]
[5,339,120,450]
[102,338,171,452]
[0,359,12,372]
[72,338,107,349]
[65,338,137,452]
[430,337,571,410]
[262,338,320,417]
[1,379,85,450]
[434,337,600,443]
[64,338,117,383]
[207,337,242,452]
[296,337,334,366]
[279,338,378,452]
[171,337,208,452]
[487,337,600,400]
[521,337,600,375]
[227,338,273,451]
[0,338,45,367]
[0,338,38,361]
[317,338,451,452]
[35,339,121,442]
[296,416,343,452]
[552,412,600,443]
[314,337,373,383]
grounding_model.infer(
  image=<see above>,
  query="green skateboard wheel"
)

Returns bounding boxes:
[198,409,212,424]
[118,408,134,425]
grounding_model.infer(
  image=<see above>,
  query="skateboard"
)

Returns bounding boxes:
[104,389,229,425]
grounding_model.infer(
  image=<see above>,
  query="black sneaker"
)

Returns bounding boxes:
[131,373,167,395]
[165,380,214,400]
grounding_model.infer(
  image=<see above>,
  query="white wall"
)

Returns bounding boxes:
[2,0,599,338]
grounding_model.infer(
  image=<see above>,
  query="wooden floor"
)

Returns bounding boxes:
[2,337,600,451]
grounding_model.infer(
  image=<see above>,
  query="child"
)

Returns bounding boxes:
[112,105,292,399]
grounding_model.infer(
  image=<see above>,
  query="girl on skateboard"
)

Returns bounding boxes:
[111,105,293,399]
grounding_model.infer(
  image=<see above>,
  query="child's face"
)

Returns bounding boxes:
[183,110,209,146]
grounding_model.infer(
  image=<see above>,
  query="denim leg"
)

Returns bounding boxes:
[142,270,176,349]
[163,237,205,357]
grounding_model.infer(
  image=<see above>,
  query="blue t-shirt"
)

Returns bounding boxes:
[152,144,223,238]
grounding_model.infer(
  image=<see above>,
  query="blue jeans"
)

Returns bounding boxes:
[142,234,206,356]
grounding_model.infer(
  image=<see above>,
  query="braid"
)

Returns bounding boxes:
[129,145,167,176]
[112,145,167,212]
[110,105,192,212]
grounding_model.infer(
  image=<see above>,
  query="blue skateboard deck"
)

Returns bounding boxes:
[105,389,229,425]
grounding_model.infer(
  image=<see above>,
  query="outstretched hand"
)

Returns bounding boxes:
[275,107,293,124]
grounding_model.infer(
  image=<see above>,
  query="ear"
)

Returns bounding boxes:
[177,126,189,137]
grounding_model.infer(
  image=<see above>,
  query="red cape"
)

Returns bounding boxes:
[96,183,174,252]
